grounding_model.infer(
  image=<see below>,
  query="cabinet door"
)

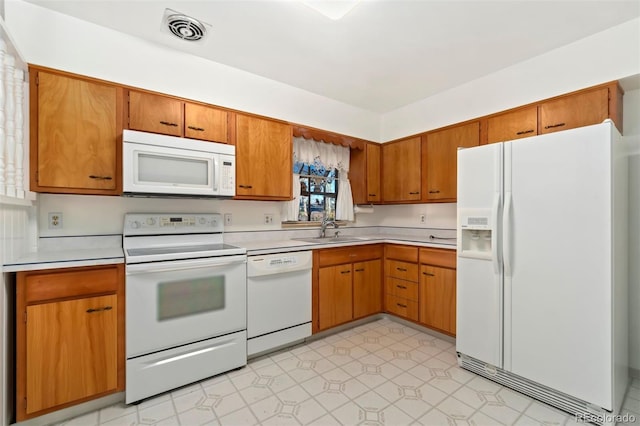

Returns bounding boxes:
[25,294,118,415]
[419,265,456,335]
[539,88,608,134]
[487,107,537,144]
[235,114,292,199]
[34,71,119,192]
[366,143,381,202]
[318,264,353,330]
[129,91,183,137]
[382,137,421,202]
[422,122,479,201]
[184,102,228,143]
[353,259,382,319]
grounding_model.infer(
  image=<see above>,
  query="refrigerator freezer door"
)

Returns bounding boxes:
[456,143,503,367]
[506,123,612,409]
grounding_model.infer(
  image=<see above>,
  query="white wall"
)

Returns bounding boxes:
[381,17,640,141]
[4,0,380,142]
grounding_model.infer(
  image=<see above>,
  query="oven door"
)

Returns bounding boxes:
[125,255,246,358]
[123,141,219,196]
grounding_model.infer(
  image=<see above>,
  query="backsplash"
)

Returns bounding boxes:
[36,193,457,238]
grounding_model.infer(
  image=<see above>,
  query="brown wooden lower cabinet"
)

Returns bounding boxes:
[16,264,125,421]
[314,245,383,332]
[418,247,457,336]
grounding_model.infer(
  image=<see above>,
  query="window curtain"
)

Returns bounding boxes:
[281,137,354,221]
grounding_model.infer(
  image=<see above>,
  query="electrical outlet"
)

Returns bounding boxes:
[419,214,426,224]
[224,213,232,226]
[48,212,63,229]
[264,213,274,225]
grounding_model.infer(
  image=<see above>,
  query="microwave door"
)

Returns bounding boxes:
[124,143,216,196]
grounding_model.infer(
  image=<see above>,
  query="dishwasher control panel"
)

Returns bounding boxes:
[247,251,313,277]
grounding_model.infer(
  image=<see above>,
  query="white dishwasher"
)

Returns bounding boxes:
[247,250,312,356]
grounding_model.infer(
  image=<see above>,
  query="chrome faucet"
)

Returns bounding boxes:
[320,217,338,238]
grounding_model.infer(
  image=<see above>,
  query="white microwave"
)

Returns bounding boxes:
[123,130,235,197]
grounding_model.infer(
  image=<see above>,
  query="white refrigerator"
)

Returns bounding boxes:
[456,120,628,422]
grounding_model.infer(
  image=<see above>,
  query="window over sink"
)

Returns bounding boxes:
[294,161,339,222]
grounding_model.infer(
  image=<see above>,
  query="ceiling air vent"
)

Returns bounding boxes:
[162,9,209,42]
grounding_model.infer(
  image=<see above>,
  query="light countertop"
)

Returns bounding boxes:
[3,247,125,272]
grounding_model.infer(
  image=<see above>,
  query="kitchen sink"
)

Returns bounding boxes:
[293,236,367,244]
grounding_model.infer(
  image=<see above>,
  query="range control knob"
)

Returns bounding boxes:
[199,217,206,225]
[146,217,156,226]
[130,221,141,229]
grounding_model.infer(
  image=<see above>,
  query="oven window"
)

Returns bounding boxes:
[138,153,209,186]
[157,276,225,320]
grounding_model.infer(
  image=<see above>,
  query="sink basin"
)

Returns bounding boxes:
[293,236,367,244]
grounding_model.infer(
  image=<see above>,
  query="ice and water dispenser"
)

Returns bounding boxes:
[458,209,493,260]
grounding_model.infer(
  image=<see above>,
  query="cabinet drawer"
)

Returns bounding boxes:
[385,260,418,282]
[22,265,120,303]
[385,244,418,262]
[419,248,456,269]
[385,294,418,321]
[318,244,383,267]
[385,277,418,301]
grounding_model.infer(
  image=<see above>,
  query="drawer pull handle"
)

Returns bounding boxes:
[355,268,365,272]
[429,190,440,194]
[239,184,253,189]
[88,175,113,180]
[516,129,535,135]
[396,267,407,272]
[159,121,179,127]
[397,285,407,289]
[340,270,351,274]
[86,306,113,314]
[368,193,377,197]
[409,191,420,195]
[544,122,566,129]
[187,125,205,132]
[423,272,435,277]
[397,303,407,308]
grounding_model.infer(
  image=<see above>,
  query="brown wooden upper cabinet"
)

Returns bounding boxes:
[422,122,480,201]
[486,82,623,144]
[30,68,122,195]
[128,91,229,143]
[350,142,381,204]
[487,107,538,144]
[539,87,611,135]
[382,137,421,202]
[235,114,292,200]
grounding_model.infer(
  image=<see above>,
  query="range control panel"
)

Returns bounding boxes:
[123,213,223,235]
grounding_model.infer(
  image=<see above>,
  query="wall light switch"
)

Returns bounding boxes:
[224,213,232,226]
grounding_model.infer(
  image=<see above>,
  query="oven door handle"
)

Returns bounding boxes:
[126,256,247,274]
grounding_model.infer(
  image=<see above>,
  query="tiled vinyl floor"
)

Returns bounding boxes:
[59,318,640,425]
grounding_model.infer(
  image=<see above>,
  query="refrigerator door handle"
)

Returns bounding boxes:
[503,191,513,277]
[492,192,501,274]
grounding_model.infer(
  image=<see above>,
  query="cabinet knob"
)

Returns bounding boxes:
[89,175,113,180]
[409,191,420,195]
[516,129,535,135]
[340,270,351,274]
[423,272,435,277]
[354,268,365,272]
[396,267,407,272]
[397,285,407,289]
[239,184,253,189]
[396,303,407,308]
[368,194,377,197]
[428,190,440,194]
[188,126,205,132]
[159,121,178,127]
[544,122,566,129]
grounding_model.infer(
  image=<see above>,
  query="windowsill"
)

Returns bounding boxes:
[281,221,349,229]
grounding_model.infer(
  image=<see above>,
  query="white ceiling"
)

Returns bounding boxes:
[22,0,640,113]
